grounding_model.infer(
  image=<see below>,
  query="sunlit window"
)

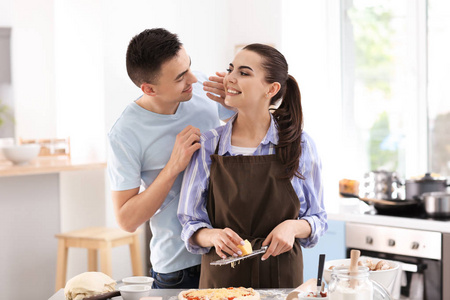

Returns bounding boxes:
[341,0,427,178]
[428,0,450,176]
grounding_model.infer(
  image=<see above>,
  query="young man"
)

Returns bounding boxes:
[107,28,233,289]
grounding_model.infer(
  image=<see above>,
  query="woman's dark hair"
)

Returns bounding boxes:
[126,28,182,87]
[242,43,304,180]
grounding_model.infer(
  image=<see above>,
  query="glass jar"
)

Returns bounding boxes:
[328,266,373,300]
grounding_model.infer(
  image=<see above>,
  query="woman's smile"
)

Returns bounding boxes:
[226,88,241,96]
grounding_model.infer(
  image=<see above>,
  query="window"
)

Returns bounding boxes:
[428,0,450,176]
[340,0,447,179]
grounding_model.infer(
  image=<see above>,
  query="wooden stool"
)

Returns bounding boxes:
[55,227,144,291]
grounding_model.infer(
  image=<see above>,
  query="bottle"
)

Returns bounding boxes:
[328,266,373,300]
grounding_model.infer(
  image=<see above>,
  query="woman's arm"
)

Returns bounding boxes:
[178,130,245,258]
[177,141,214,255]
[178,131,244,257]
[296,133,328,247]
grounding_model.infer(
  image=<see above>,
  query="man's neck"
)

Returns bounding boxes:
[136,94,180,115]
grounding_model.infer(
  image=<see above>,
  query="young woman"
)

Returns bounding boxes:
[177,44,327,288]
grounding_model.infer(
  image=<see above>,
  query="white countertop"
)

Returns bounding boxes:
[328,198,450,233]
[49,288,292,300]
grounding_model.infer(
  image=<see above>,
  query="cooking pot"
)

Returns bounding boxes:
[421,192,450,217]
[405,173,450,200]
[361,170,402,200]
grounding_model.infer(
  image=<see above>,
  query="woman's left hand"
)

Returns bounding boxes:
[260,219,311,261]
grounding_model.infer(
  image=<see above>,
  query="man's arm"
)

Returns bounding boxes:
[112,125,201,232]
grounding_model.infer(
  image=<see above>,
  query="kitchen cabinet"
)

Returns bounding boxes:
[0,157,106,300]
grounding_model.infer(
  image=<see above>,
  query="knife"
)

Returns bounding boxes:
[316,254,325,296]
[210,246,268,266]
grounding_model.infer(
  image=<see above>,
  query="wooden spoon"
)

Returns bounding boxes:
[349,249,360,289]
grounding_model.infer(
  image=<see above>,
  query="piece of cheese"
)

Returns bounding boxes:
[237,239,253,256]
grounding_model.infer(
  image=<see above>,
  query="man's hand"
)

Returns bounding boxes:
[203,72,235,111]
[165,125,201,177]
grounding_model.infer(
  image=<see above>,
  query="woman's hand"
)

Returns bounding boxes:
[193,227,244,259]
[261,219,311,261]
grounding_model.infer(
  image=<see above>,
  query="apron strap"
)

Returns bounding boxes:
[214,137,220,155]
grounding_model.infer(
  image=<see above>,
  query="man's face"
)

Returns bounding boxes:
[152,46,198,103]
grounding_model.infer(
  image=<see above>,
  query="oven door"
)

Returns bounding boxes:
[346,249,441,300]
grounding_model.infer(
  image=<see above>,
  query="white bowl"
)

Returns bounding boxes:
[298,290,328,299]
[119,284,151,300]
[1,144,40,165]
[122,276,154,286]
[323,257,399,290]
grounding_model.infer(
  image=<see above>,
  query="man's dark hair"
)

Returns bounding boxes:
[126,28,182,87]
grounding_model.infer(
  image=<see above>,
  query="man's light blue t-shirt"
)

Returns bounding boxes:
[107,71,233,273]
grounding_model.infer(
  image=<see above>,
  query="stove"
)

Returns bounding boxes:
[346,222,449,299]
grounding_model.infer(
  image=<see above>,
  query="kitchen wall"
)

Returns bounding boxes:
[10,0,57,140]
[0,0,14,137]
[2,0,342,292]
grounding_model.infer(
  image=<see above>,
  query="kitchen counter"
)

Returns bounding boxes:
[328,198,450,233]
[0,156,106,177]
[49,288,292,300]
[0,156,107,299]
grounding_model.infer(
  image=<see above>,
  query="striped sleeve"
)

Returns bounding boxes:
[178,130,220,254]
[294,132,328,248]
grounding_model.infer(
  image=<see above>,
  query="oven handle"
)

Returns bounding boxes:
[399,261,427,273]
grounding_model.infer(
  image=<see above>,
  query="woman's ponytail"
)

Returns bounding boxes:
[242,43,304,179]
[273,75,304,179]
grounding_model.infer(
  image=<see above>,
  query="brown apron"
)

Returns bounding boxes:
[199,142,303,288]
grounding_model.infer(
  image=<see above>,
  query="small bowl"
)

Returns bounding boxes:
[298,291,328,299]
[122,276,154,286]
[119,284,151,300]
[323,257,399,290]
[1,144,40,165]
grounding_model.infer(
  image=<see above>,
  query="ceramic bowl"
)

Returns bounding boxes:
[122,276,154,286]
[298,291,328,299]
[119,284,151,300]
[1,144,40,165]
[323,257,399,290]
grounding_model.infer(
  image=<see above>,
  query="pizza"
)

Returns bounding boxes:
[178,287,260,300]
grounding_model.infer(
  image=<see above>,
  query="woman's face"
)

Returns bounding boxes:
[223,49,272,110]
